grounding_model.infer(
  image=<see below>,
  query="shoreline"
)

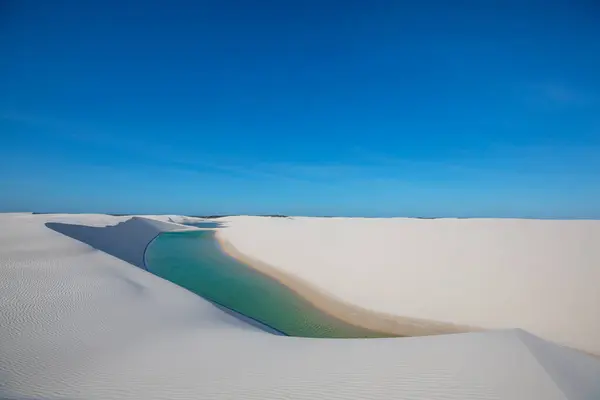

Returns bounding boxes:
[215,230,479,337]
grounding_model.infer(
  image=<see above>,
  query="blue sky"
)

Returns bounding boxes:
[1,1,599,217]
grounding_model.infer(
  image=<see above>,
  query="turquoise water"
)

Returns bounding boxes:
[182,221,222,228]
[145,230,389,338]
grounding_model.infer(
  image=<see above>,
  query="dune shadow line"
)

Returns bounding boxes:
[45,220,285,335]
[45,220,158,269]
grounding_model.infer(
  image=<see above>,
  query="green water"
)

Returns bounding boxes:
[145,230,389,338]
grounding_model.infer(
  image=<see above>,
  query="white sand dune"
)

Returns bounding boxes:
[218,216,600,355]
[44,215,197,269]
[1,213,599,399]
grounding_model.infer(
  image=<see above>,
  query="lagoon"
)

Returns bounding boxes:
[144,230,388,338]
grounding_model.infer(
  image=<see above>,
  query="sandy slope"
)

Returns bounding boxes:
[1,213,599,399]
[218,216,600,355]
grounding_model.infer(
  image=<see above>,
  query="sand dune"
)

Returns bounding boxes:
[218,216,600,355]
[1,213,599,399]
[45,216,196,269]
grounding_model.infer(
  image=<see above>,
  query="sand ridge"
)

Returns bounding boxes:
[218,216,600,355]
[1,213,599,399]
[216,230,477,337]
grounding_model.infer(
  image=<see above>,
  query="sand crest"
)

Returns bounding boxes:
[1,213,599,399]
[218,216,600,355]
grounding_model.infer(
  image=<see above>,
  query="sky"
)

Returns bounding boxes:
[1,1,599,217]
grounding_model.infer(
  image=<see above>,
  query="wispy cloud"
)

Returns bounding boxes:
[5,111,599,191]
[2,112,444,186]
[0,112,317,184]
[519,82,595,110]
[538,84,587,104]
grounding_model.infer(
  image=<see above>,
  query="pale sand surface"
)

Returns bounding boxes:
[217,233,475,336]
[218,216,600,355]
[1,213,599,399]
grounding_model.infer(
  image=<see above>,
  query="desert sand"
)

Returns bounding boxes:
[1,213,599,399]
[218,216,600,355]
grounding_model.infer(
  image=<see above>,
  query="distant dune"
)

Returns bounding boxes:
[1,213,599,399]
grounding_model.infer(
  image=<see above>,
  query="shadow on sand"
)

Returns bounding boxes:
[45,220,284,335]
[45,219,161,269]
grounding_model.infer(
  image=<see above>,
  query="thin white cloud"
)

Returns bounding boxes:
[0,111,311,183]
[519,83,595,109]
[5,111,598,190]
